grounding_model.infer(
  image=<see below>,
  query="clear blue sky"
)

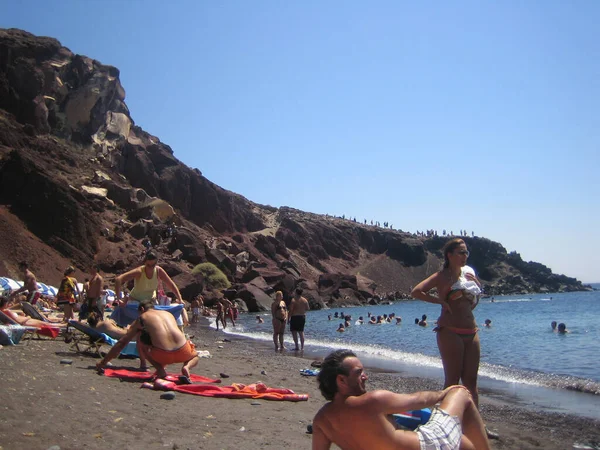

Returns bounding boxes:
[2,1,599,282]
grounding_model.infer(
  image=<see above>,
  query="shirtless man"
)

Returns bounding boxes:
[190,295,203,323]
[312,350,490,450]
[96,299,199,380]
[10,262,40,305]
[288,288,309,351]
[86,264,104,317]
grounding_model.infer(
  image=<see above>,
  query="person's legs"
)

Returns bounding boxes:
[182,355,199,378]
[440,388,490,450]
[278,331,285,350]
[139,345,168,379]
[63,304,73,322]
[272,319,280,350]
[461,333,481,407]
[136,339,149,370]
[437,328,465,388]
[291,330,299,350]
[299,331,305,350]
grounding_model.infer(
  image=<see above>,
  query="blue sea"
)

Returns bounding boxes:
[208,285,600,419]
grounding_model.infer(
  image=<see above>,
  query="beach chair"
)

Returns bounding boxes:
[21,301,66,336]
[66,320,138,358]
[0,310,57,342]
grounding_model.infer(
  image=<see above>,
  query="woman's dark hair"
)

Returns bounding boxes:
[442,238,465,268]
[317,349,356,401]
[0,296,9,308]
[87,311,100,328]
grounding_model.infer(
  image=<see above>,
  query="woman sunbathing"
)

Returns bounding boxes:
[1,296,65,328]
[87,311,128,340]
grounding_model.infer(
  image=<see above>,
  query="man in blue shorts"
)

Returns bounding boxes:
[312,350,490,450]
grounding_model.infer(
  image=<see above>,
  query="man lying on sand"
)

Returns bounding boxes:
[96,299,199,380]
[312,349,490,450]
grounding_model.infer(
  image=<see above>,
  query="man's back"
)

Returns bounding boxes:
[313,392,420,450]
[141,309,186,350]
[291,296,309,315]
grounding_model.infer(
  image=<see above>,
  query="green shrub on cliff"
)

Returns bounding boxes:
[192,262,231,289]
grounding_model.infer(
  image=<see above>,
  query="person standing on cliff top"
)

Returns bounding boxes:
[288,288,309,351]
[10,261,40,305]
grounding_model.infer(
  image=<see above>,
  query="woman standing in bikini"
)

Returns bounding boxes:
[271,291,287,351]
[411,238,484,407]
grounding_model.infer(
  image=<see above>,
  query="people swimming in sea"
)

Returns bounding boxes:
[414,318,419,325]
[395,317,402,325]
[344,319,351,328]
[337,323,345,332]
[484,319,492,328]
[328,314,332,321]
[419,314,428,327]
[557,323,569,334]
[256,315,264,324]
[356,316,364,325]
[368,316,377,325]
[551,321,557,331]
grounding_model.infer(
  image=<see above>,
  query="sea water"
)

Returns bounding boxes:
[208,286,600,419]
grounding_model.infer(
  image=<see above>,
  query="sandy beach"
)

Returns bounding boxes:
[1,318,599,450]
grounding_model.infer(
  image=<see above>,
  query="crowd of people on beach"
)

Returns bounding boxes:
[2,236,548,449]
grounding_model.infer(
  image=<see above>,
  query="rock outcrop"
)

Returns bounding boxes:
[0,29,590,312]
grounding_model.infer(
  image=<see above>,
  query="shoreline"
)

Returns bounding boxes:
[0,319,599,449]
[209,313,600,420]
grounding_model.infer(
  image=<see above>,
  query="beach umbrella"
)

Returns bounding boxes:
[0,277,22,293]
[105,289,116,297]
[47,285,58,296]
[36,282,54,296]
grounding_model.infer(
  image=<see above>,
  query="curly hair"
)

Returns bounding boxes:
[317,349,356,401]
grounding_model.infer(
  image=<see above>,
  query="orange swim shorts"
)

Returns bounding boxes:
[149,341,197,365]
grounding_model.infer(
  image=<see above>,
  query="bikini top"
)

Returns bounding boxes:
[450,266,482,302]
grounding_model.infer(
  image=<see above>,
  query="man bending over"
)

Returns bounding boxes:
[312,349,490,450]
[96,299,199,380]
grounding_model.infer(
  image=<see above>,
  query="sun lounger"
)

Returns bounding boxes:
[21,301,61,324]
[0,310,59,341]
[67,320,138,357]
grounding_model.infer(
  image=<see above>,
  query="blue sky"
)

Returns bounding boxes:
[2,1,599,282]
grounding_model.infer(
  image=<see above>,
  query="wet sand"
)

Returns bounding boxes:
[0,319,599,450]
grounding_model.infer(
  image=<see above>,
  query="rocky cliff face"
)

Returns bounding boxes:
[0,29,590,311]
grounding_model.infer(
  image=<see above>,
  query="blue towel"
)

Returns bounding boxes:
[300,368,321,376]
[110,303,184,327]
[0,325,27,345]
[101,333,139,356]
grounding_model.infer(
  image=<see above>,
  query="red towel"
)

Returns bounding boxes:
[38,325,59,338]
[103,368,221,384]
[145,379,308,402]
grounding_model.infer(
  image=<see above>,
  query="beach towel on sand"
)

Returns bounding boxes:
[102,368,221,384]
[144,379,309,402]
